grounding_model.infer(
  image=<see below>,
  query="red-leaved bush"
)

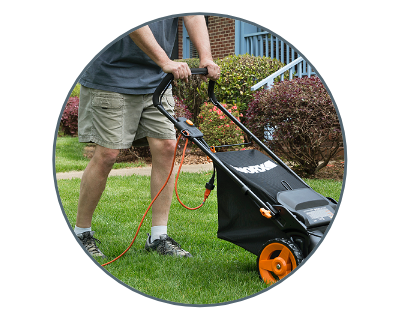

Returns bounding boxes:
[246,76,343,175]
[60,97,79,136]
[174,97,193,120]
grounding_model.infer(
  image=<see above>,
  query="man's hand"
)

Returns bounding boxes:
[199,59,220,81]
[130,18,219,83]
[161,60,191,82]
[129,27,191,82]
[183,16,220,82]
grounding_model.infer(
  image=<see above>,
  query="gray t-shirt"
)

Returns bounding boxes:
[79,18,178,95]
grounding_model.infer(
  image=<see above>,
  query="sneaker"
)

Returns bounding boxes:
[145,233,192,257]
[76,231,106,258]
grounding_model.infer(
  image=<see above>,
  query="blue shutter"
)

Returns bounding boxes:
[182,21,190,59]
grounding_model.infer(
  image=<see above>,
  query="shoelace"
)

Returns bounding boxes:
[157,237,187,255]
[82,235,102,253]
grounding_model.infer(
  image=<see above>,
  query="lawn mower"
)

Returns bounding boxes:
[152,68,338,284]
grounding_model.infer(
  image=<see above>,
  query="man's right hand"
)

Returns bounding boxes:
[130,27,191,83]
[161,60,192,82]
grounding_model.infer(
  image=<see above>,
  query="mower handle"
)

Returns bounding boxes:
[153,68,218,124]
[151,67,309,215]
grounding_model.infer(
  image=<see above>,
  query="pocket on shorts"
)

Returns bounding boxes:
[162,88,175,115]
[91,92,124,143]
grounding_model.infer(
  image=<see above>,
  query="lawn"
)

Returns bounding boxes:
[55,136,145,172]
[56,170,342,305]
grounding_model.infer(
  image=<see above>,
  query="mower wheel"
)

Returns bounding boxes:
[257,238,303,284]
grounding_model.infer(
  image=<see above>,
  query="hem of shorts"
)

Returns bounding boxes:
[135,131,176,141]
[79,132,176,149]
[79,135,132,150]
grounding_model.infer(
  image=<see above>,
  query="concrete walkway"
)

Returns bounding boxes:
[56,163,214,180]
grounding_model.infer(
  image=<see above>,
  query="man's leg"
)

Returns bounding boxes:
[75,145,119,257]
[147,137,176,227]
[76,145,120,227]
[145,137,192,257]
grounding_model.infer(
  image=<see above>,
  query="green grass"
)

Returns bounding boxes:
[55,136,90,172]
[55,134,343,304]
[55,136,146,172]
[56,171,343,305]
[304,178,341,200]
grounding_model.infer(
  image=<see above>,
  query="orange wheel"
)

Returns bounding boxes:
[257,238,303,284]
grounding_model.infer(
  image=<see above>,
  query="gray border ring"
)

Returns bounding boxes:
[52,12,348,308]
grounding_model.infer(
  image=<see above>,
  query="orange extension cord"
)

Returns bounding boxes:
[175,136,211,210]
[101,134,211,267]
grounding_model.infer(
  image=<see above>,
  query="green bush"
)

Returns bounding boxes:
[213,54,287,114]
[198,102,244,149]
[70,83,81,97]
[172,55,288,125]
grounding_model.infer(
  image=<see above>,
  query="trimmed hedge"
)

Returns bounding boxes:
[172,54,288,124]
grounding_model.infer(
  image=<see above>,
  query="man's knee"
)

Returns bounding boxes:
[162,139,176,156]
[149,138,176,163]
[158,139,176,158]
[93,145,120,169]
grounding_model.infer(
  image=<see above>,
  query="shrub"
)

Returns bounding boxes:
[213,54,288,115]
[174,96,193,119]
[59,84,80,136]
[172,58,208,125]
[172,55,288,125]
[246,76,343,176]
[60,96,79,136]
[198,102,244,150]
[70,83,81,97]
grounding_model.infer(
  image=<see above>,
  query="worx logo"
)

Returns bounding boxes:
[232,160,277,174]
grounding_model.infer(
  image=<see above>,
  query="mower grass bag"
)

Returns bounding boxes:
[215,149,336,256]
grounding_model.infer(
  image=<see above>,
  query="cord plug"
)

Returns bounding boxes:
[203,181,215,203]
[205,181,215,191]
[203,188,212,203]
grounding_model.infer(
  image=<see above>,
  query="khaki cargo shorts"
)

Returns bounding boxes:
[78,85,176,149]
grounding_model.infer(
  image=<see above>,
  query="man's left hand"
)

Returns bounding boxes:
[199,60,220,81]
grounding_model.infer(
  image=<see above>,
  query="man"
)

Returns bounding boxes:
[75,16,220,258]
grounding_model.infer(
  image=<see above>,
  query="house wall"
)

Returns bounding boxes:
[177,18,184,59]
[207,16,236,59]
[177,16,236,60]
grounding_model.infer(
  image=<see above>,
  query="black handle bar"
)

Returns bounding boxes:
[151,67,220,126]
[152,68,215,115]
[151,67,307,213]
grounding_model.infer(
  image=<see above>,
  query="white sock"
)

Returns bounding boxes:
[74,226,91,235]
[150,226,167,242]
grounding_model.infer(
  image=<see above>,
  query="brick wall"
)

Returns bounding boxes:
[177,16,236,60]
[177,18,183,59]
[207,16,236,59]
